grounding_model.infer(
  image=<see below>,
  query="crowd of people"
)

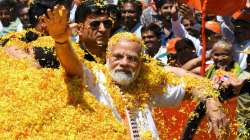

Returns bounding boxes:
[0,0,250,139]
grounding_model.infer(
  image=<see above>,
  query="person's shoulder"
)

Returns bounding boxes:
[239,71,250,80]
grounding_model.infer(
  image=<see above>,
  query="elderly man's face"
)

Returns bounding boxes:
[107,40,142,87]
[211,46,233,69]
[79,14,113,47]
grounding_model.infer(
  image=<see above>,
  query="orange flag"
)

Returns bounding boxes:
[180,0,247,15]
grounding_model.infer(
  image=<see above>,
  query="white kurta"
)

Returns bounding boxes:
[83,64,185,139]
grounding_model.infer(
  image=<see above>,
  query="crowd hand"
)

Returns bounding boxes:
[178,4,195,21]
[212,75,233,90]
[213,76,245,95]
[171,3,179,21]
[206,98,229,140]
[41,5,70,43]
[221,78,245,95]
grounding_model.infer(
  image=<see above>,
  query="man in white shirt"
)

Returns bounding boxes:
[0,0,23,36]
[43,5,229,139]
[141,23,168,65]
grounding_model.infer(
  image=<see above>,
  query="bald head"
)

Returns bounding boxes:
[211,40,234,69]
[212,40,233,54]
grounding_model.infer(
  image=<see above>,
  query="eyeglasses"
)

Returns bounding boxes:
[89,20,113,30]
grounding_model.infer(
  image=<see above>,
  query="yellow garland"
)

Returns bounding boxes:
[84,55,219,139]
[0,28,41,41]
[1,29,86,64]
[1,30,220,139]
[0,48,129,139]
[214,69,238,80]
[85,54,218,112]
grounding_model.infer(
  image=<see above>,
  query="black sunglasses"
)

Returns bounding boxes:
[89,20,113,30]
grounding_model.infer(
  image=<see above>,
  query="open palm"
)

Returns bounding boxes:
[42,5,69,39]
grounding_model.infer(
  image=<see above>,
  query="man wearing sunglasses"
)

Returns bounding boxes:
[74,0,114,63]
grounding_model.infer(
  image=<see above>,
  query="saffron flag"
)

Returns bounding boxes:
[180,0,247,15]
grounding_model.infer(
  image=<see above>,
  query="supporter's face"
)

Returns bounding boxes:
[121,2,138,29]
[142,31,161,56]
[19,7,30,28]
[203,31,222,50]
[211,47,233,69]
[195,11,202,23]
[0,8,14,27]
[79,14,112,47]
[107,40,142,87]
[234,22,250,42]
[176,46,197,65]
[35,18,48,35]
[182,18,193,33]
[159,2,174,21]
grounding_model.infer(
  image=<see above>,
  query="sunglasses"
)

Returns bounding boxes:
[89,20,113,30]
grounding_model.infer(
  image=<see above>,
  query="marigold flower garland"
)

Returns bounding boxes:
[0,45,129,139]
[1,30,224,139]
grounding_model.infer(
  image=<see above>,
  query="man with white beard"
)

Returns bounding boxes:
[43,5,229,139]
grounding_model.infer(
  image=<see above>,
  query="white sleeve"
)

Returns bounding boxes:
[82,64,123,121]
[171,18,187,38]
[82,64,108,103]
[172,19,201,54]
[216,16,235,42]
[151,84,185,107]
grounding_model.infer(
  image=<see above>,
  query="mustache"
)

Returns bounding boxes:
[114,69,133,76]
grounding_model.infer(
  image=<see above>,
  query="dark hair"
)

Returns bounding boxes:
[0,0,17,16]
[232,19,250,26]
[16,3,29,15]
[33,47,60,68]
[175,38,195,52]
[29,0,72,27]
[153,0,176,10]
[118,0,142,16]
[0,0,16,8]
[141,23,162,38]
[75,0,114,23]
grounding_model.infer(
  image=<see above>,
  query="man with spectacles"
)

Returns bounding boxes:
[43,4,229,138]
[74,0,115,63]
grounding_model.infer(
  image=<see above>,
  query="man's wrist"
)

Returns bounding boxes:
[52,28,70,44]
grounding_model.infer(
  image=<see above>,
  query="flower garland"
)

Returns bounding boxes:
[1,30,221,139]
[0,47,129,139]
[84,55,219,139]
